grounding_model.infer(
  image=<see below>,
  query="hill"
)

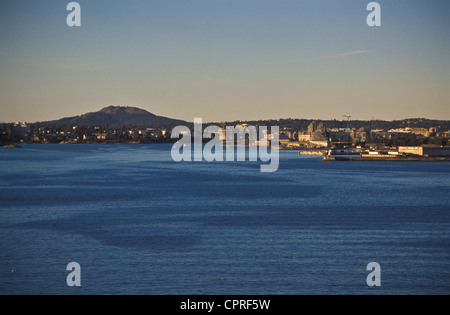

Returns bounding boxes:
[37,106,188,127]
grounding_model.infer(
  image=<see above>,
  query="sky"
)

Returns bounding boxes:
[0,0,449,123]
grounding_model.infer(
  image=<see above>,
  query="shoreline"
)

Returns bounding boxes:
[323,156,450,162]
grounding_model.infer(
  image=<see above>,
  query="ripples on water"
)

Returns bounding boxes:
[0,144,449,294]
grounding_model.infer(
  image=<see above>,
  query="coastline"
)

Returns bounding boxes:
[323,155,450,162]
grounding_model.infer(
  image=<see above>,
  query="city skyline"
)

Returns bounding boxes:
[1,0,449,123]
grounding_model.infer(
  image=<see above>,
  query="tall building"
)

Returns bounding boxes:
[308,121,317,134]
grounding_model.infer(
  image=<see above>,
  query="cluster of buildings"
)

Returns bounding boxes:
[1,120,449,149]
[278,122,369,149]
[278,122,449,149]
[0,123,171,144]
[0,122,30,143]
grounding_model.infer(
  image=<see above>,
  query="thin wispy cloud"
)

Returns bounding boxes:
[317,50,372,60]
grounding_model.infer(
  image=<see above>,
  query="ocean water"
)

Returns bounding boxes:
[0,144,449,295]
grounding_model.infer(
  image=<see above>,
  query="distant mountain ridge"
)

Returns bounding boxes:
[38,106,188,127]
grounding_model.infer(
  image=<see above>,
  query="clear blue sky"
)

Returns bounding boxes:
[1,0,449,123]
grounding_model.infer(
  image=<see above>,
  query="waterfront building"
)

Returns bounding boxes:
[388,127,430,137]
[398,145,450,157]
[298,133,312,142]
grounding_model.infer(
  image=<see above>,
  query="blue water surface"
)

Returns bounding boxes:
[0,144,449,294]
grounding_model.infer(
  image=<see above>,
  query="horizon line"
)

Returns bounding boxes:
[2,106,449,125]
